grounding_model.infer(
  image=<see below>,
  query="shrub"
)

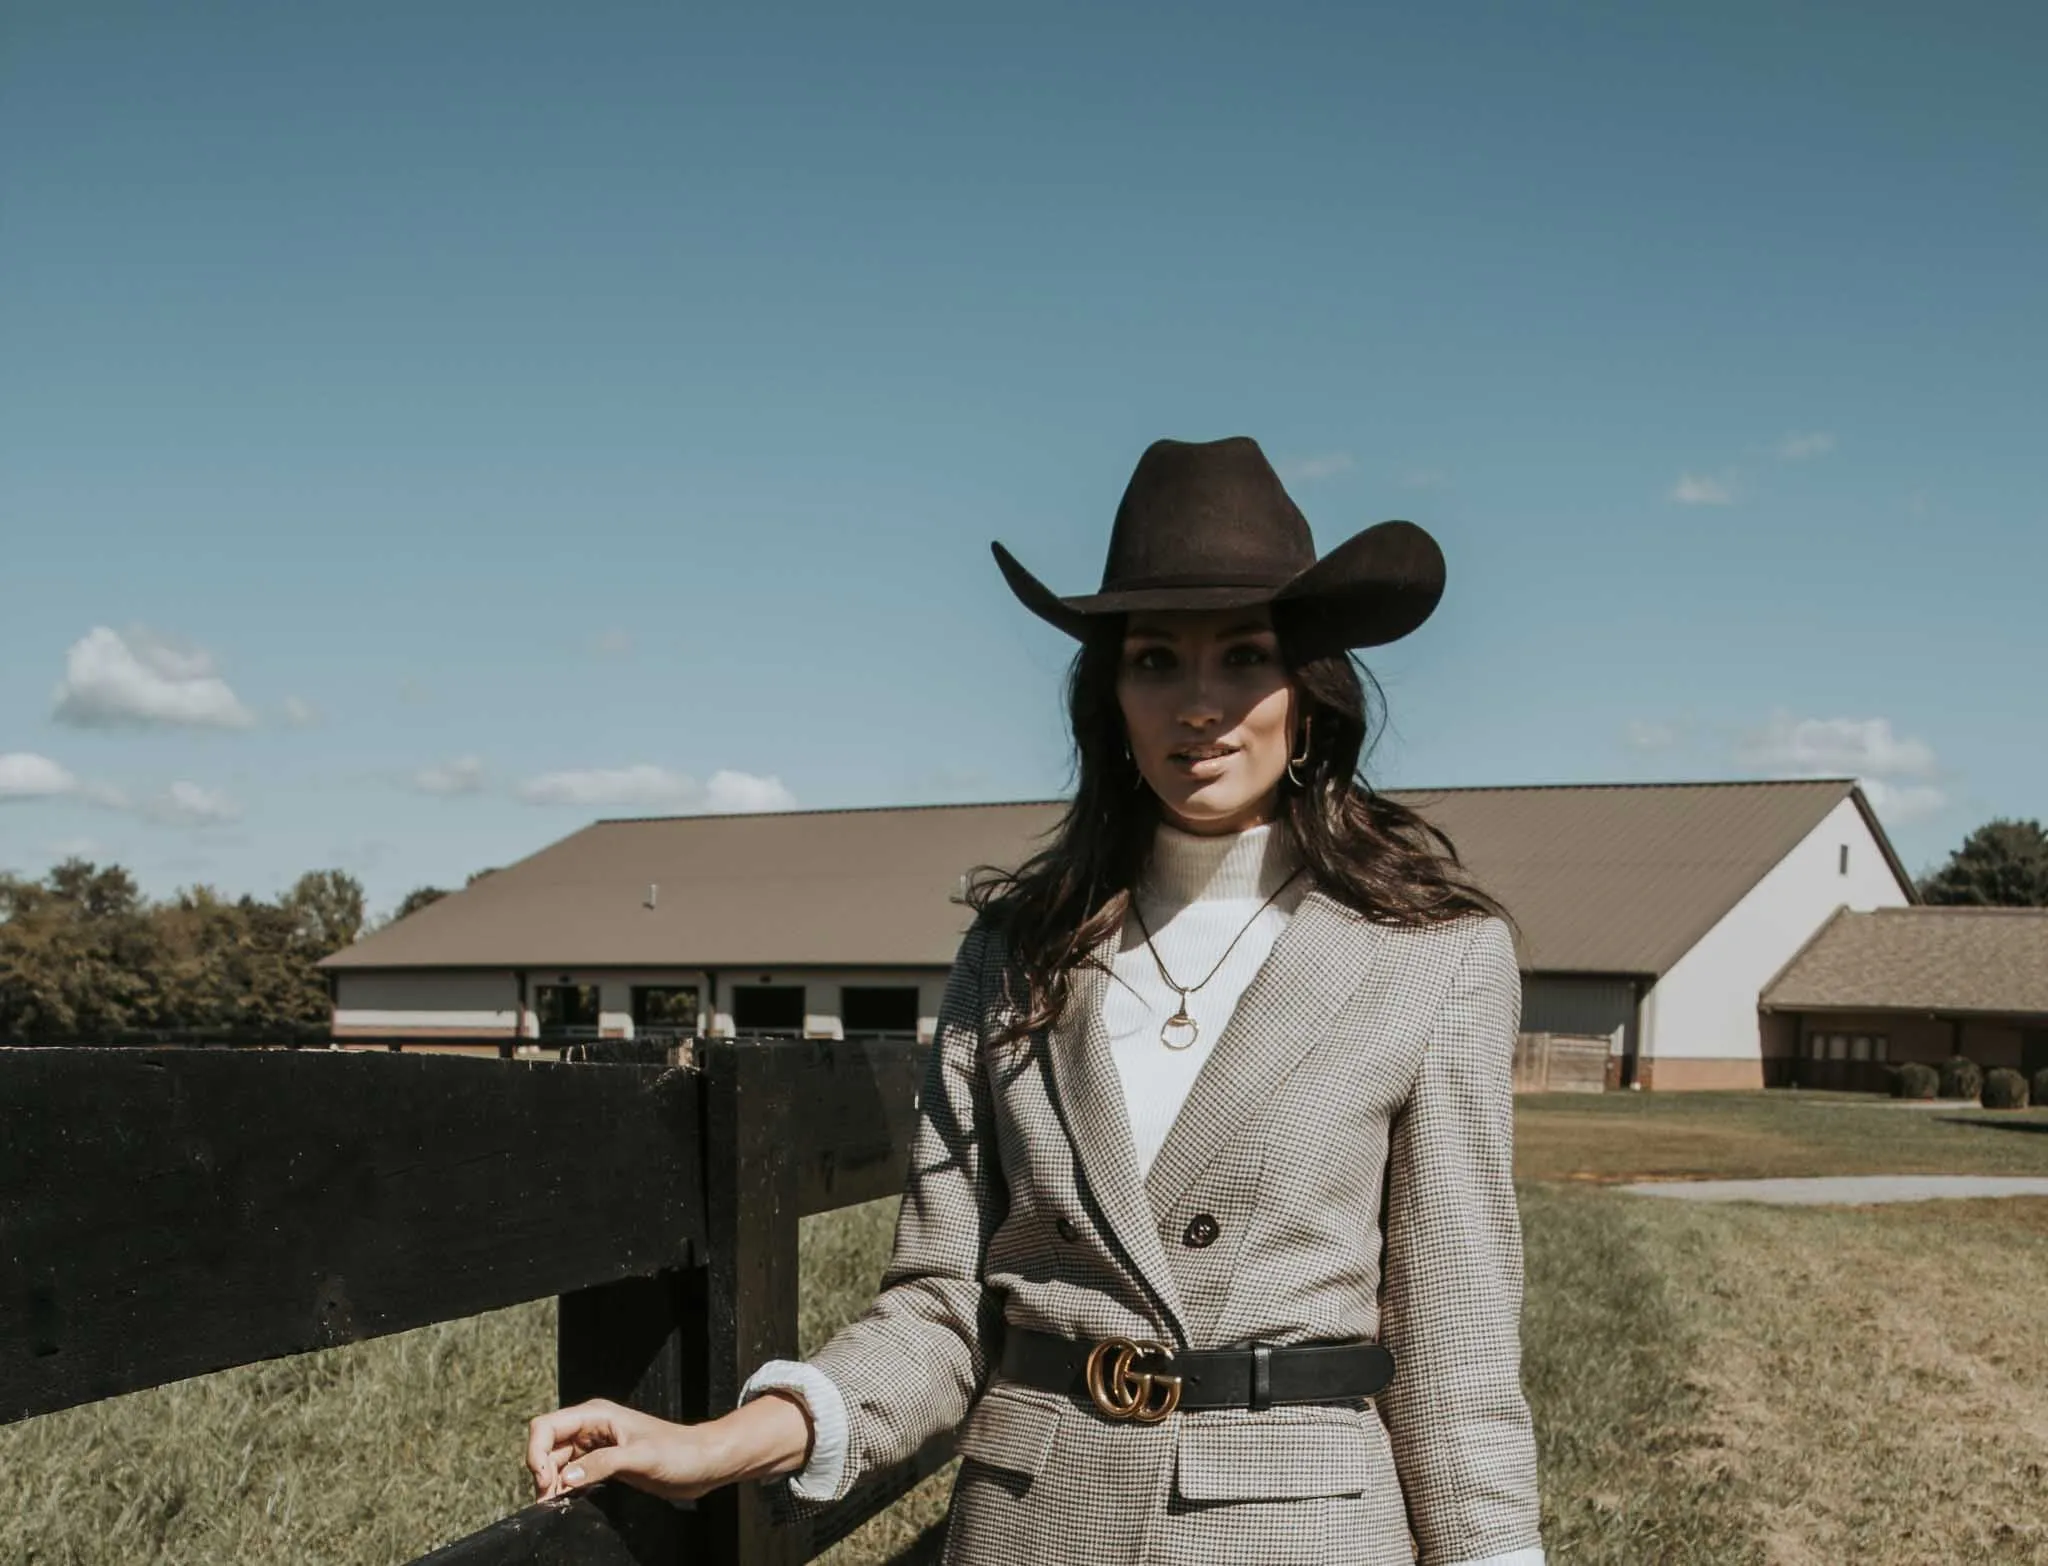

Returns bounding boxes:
[1982,1068,2030,1110]
[1894,1062,1940,1100]
[2035,1067,2048,1110]
[1938,1056,1983,1100]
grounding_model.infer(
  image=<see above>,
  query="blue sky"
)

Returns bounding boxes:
[4,1,2042,915]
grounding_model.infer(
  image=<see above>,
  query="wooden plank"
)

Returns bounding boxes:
[806,1434,955,1555]
[0,1048,705,1425]
[684,1039,806,1566]
[556,1271,694,1559]
[880,1521,951,1566]
[769,1037,928,1215]
[408,1495,647,1565]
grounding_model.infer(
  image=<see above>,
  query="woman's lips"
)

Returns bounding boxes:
[1169,746,1236,776]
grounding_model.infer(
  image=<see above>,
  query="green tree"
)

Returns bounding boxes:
[1918,818,2048,907]
[390,885,451,921]
[0,859,165,1039]
[283,869,366,953]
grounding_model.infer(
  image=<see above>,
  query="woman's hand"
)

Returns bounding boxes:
[526,1392,813,1504]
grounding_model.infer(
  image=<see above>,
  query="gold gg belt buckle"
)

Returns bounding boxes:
[1083,1336,1182,1423]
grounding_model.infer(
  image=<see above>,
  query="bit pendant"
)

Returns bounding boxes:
[1160,1007,1199,1051]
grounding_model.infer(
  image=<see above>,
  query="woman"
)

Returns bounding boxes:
[526,436,1546,1565]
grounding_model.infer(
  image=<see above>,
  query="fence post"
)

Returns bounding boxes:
[556,1268,695,1559]
[686,1038,806,1566]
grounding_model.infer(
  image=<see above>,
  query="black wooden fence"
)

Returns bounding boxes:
[1,1036,951,1564]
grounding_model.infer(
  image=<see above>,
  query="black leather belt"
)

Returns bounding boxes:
[999,1327,1395,1424]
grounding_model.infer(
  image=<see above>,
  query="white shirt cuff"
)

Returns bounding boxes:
[738,1359,850,1502]
[1448,1549,1545,1566]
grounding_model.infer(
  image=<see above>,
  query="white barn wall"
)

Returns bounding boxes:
[333,970,520,1037]
[1638,797,1910,1088]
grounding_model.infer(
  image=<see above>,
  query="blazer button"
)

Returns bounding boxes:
[1055,1215,1080,1243]
[1182,1213,1220,1249]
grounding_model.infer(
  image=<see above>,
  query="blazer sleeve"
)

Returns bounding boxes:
[767,916,1008,1508]
[1378,914,1545,1565]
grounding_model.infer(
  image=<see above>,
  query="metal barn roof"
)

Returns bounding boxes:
[322,779,1906,977]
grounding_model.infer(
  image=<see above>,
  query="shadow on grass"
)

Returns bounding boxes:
[1934,1115,2048,1137]
[1519,1184,1759,1566]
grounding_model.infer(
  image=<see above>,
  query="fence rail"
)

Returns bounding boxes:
[1,1035,946,1565]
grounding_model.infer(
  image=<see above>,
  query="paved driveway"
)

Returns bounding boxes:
[1621,1175,2048,1205]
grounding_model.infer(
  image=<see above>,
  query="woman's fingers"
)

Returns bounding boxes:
[526,1401,626,1495]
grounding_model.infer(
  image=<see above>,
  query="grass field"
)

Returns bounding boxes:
[8,1091,2048,1564]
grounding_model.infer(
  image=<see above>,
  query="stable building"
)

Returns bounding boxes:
[1761,905,2048,1092]
[318,777,1918,1089]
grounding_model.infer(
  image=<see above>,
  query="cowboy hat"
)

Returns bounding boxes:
[991,435,1445,652]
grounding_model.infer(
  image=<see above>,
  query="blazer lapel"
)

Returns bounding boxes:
[1143,889,1385,1218]
[1041,925,1189,1338]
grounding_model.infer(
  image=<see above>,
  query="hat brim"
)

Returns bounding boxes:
[990,520,1444,652]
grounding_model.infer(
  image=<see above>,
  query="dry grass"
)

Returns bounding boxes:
[9,1090,2048,1563]
[1516,1090,2048,1184]
[1667,1196,2048,1565]
[0,1296,556,1565]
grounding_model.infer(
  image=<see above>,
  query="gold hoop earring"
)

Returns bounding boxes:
[1286,714,1313,788]
[1124,742,1147,791]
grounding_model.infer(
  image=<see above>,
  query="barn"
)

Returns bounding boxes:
[318,778,1917,1089]
[1761,905,2048,1091]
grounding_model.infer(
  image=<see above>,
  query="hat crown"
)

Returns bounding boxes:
[1100,436,1314,592]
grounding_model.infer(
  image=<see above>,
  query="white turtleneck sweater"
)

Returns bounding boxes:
[739,819,1542,1566]
[1103,817,1309,1177]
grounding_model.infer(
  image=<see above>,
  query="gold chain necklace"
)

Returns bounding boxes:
[1130,867,1304,1050]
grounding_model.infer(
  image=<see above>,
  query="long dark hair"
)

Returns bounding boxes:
[963,607,1510,1049]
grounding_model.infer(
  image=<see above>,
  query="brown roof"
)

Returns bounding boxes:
[1761,906,2048,1017]
[322,779,1909,975]
[1399,778,1908,974]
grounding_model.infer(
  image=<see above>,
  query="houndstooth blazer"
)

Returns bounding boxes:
[796,891,1544,1565]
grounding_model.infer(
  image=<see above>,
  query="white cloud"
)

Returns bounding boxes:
[591,629,634,657]
[0,752,127,810]
[143,781,241,826]
[1624,720,1682,754]
[1736,712,1938,779]
[517,764,795,814]
[51,626,256,729]
[0,752,244,825]
[1281,453,1354,482]
[1735,711,1948,827]
[1776,431,1835,460]
[413,756,486,795]
[1669,473,1734,506]
[519,764,696,809]
[45,835,103,859]
[0,752,80,799]
[705,769,799,812]
[1857,778,1948,826]
[282,695,319,727]
[1398,467,1450,491]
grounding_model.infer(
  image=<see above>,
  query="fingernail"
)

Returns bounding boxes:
[564,1465,584,1483]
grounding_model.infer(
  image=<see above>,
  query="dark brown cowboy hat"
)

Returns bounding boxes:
[991,435,1445,653]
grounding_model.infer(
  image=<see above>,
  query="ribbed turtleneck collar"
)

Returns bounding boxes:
[1138,816,1305,908]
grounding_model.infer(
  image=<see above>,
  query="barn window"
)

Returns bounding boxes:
[536,984,600,1038]
[1839,844,1849,874]
[842,986,921,1037]
[631,985,700,1034]
[732,985,806,1036]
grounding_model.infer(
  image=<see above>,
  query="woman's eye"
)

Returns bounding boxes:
[1129,647,1173,671]
[1228,643,1271,665]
